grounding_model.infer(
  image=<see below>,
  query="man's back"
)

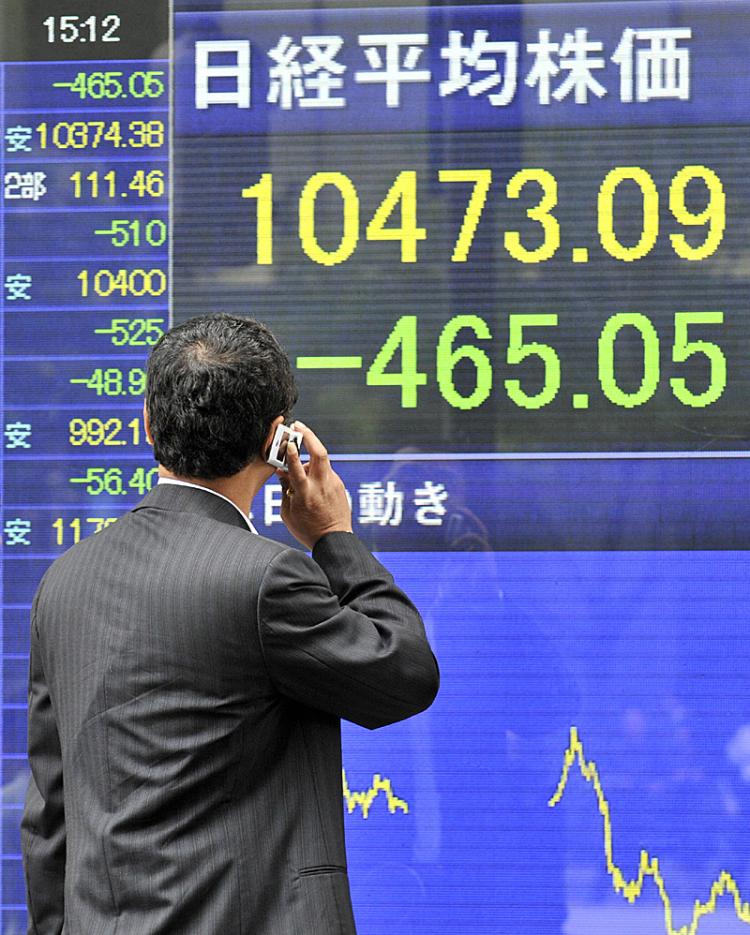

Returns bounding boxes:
[22,483,439,934]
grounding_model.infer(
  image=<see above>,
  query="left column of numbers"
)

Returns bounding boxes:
[1,5,169,928]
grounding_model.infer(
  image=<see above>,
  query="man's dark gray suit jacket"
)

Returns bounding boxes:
[21,483,439,935]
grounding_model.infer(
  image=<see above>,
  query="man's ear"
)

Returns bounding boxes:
[143,402,154,446]
[262,415,285,459]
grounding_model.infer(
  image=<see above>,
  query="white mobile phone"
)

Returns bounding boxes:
[266,423,303,472]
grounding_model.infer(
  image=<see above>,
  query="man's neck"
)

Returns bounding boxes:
[158,461,272,518]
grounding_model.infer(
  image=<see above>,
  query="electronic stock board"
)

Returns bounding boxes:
[2,1,750,933]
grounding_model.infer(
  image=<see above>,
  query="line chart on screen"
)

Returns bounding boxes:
[551,728,750,935]
[342,769,409,820]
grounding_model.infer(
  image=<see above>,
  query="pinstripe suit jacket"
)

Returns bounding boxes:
[21,483,439,935]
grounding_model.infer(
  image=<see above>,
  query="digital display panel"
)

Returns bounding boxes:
[3,1,750,934]
[1,4,170,932]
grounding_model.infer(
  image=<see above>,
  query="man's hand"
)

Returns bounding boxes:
[277,422,352,550]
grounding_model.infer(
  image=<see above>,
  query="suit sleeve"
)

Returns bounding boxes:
[257,532,439,729]
[21,589,66,935]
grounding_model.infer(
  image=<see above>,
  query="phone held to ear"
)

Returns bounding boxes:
[266,422,303,472]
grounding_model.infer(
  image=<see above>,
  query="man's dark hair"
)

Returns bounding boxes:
[146,315,297,479]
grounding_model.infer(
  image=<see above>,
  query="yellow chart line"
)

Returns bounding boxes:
[342,769,409,819]
[550,727,750,935]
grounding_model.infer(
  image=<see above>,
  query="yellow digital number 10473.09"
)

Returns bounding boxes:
[242,165,725,267]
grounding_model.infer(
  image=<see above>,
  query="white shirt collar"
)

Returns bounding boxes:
[157,477,258,534]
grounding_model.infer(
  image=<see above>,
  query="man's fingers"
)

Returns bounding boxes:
[293,421,329,476]
[284,437,307,486]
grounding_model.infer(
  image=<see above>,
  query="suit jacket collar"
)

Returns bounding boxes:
[132,482,251,531]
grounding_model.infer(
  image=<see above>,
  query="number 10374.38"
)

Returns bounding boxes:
[335,312,727,411]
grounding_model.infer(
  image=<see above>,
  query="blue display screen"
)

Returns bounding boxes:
[3,2,750,933]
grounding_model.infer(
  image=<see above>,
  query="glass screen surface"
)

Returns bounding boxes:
[3,2,750,933]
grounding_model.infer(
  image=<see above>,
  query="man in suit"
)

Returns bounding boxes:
[22,314,439,934]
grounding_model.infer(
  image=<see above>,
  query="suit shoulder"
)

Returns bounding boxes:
[190,520,292,562]
[38,510,300,604]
